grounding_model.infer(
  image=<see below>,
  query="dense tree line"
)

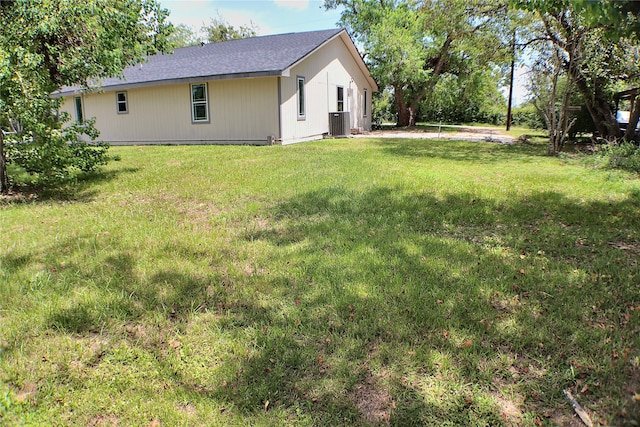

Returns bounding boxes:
[3,1,640,192]
[515,0,640,153]
[326,0,640,153]
[168,15,257,48]
[325,0,512,127]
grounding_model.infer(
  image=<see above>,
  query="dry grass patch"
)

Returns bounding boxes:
[352,372,395,426]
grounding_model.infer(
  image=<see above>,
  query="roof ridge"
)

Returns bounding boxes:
[54,28,351,95]
[173,27,343,52]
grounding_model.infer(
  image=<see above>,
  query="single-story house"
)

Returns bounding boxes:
[54,28,378,145]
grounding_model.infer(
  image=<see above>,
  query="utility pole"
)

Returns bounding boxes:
[506,30,516,131]
[0,130,8,194]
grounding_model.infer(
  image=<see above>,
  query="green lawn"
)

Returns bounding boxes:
[1,138,639,426]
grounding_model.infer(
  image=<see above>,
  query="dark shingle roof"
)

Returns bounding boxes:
[57,28,344,95]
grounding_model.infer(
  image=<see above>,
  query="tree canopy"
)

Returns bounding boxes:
[165,15,258,49]
[0,0,173,192]
[512,0,640,141]
[168,23,200,48]
[325,0,512,127]
[203,16,257,43]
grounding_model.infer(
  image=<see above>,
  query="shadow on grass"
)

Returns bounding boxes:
[2,184,639,425]
[376,138,547,163]
[0,166,139,205]
[217,186,639,424]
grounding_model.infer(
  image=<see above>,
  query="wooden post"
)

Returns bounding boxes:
[0,129,8,193]
[506,30,516,131]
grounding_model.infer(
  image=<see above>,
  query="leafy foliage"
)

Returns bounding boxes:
[372,89,396,126]
[203,16,257,43]
[0,0,172,191]
[168,24,200,48]
[420,69,506,124]
[325,0,512,127]
[6,119,110,186]
[592,141,640,173]
[512,0,640,141]
[510,104,546,129]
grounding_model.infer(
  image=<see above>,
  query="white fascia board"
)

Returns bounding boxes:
[281,29,378,92]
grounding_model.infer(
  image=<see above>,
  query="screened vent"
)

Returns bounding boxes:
[329,112,350,137]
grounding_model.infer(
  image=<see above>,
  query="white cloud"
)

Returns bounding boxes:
[274,0,309,11]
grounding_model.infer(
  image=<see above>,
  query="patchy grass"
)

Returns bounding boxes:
[1,138,639,426]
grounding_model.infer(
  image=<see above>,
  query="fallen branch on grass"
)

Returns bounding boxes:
[563,389,593,427]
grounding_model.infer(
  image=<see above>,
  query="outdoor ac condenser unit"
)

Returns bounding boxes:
[329,112,350,137]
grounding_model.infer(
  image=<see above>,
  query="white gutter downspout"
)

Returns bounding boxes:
[327,71,330,128]
[277,77,283,143]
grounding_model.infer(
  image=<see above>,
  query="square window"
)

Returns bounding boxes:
[193,104,208,121]
[192,84,206,102]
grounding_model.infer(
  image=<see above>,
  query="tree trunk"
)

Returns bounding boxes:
[546,14,621,140]
[625,93,640,141]
[0,130,8,194]
[395,85,411,127]
[571,71,621,139]
[408,105,417,127]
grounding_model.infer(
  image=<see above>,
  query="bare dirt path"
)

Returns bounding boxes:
[354,125,516,144]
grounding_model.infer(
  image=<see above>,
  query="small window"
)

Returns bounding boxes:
[363,89,368,117]
[191,83,209,123]
[74,96,83,122]
[297,76,306,119]
[116,91,128,114]
[337,86,344,112]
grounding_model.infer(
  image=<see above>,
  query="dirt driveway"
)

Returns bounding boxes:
[354,125,516,144]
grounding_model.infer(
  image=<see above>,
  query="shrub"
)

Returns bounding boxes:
[372,89,396,126]
[511,105,546,129]
[6,118,110,187]
[592,141,640,173]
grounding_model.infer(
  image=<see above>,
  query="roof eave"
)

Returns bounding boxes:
[281,29,378,92]
[53,70,284,97]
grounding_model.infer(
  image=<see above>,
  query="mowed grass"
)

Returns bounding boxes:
[1,138,639,426]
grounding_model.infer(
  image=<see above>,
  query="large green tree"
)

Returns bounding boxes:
[203,16,257,43]
[325,0,511,127]
[419,64,506,124]
[513,0,640,141]
[168,23,200,48]
[0,0,173,193]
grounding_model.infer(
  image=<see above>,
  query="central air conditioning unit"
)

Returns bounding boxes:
[329,112,350,137]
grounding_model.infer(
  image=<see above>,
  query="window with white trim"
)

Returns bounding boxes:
[337,86,344,112]
[363,89,368,117]
[116,91,128,114]
[191,83,209,123]
[74,96,84,122]
[297,76,306,119]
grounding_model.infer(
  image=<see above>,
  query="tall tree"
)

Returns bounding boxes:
[325,0,510,127]
[513,0,640,140]
[168,24,200,48]
[529,41,578,154]
[420,68,506,125]
[202,16,257,43]
[0,0,173,192]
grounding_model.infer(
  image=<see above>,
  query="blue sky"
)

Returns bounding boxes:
[160,0,528,104]
[160,0,343,36]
